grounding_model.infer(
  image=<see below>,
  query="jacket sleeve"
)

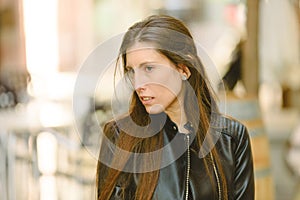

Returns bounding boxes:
[233,124,255,200]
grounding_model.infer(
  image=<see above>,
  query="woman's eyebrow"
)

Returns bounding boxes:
[139,62,156,67]
[127,61,157,69]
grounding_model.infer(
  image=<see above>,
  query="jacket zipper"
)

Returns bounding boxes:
[184,132,221,200]
[185,134,190,200]
[210,153,221,200]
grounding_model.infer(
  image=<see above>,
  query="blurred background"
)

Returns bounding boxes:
[0,0,299,199]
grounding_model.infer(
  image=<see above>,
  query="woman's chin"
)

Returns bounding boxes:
[145,104,165,114]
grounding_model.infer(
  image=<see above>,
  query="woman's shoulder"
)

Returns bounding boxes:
[210,112,249,143]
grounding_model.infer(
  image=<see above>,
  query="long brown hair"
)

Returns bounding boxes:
[97,15,228,200]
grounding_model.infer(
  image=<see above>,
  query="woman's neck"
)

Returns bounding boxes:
[165,85,190,133]
[165,107,189,134]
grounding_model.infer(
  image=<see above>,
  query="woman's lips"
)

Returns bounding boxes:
[140,96,154,105]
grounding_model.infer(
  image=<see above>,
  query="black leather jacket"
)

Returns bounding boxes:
[98,114,255,200]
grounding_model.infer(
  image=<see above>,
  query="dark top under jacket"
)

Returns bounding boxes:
[97,113,255,200]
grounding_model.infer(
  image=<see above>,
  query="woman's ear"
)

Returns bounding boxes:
[177,64,191,79]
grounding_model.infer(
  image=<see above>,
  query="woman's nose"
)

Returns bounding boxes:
[134,72,147,91]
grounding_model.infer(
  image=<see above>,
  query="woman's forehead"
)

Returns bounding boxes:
[126,48,169,67]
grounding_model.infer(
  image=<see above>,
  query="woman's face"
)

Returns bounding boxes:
[125,43,186,115]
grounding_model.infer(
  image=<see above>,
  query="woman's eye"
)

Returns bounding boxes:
[145,66,154,72]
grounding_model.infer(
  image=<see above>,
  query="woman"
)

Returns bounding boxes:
[96,15,254,200]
